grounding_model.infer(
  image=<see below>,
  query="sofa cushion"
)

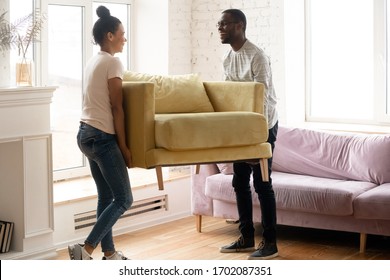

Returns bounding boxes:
[155,112,268,151]
[354,183,390,220]
[216,163,234,175]
[273,172,377,216]
[273,126,390,185]
[205,173,260,206]
[205,171,377,216]
[123,72,214,114]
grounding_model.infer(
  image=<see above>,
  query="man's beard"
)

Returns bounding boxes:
[220,36,231,44]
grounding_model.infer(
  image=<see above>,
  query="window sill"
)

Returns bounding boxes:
[53,167,191,205]
[288,121,390,134]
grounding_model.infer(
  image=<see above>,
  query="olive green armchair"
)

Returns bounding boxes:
[122,72,272,190]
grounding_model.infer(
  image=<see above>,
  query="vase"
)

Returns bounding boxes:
[16,57,34,86]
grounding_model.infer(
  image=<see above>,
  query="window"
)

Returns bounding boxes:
[307,0,374,122]
[48,5,85,178]
[286,0,390,126]
[0,0,35,87]
[45,0,132,180]
[386,1,390,116]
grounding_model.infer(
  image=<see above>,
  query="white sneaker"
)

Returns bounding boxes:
[68,244,93,260]
[102,251,129,260]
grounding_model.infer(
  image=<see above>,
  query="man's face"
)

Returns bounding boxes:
[217,13,240,44]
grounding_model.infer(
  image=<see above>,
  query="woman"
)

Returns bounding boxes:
[68,5,132,260]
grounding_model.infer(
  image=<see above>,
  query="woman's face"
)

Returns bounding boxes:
[111,23,127,53]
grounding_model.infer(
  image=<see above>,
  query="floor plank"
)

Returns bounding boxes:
[51,216,390,260]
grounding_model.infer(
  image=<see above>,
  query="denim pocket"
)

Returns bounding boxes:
[77,123,116,159]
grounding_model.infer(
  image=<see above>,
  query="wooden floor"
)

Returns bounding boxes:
[52,216,390,260]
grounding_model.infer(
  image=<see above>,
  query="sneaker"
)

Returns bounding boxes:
[102,251,129,260]
[220,236,255,253]
[247,240,278,260]
[68,244,93,260]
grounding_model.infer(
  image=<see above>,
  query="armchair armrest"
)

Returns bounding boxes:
[122,81,155,168]
[203,81,265,114]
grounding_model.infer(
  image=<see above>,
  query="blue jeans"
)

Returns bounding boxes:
[77,122,133,252]
[232,122,278,243]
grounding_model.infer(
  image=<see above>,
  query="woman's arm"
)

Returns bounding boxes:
[108,77,132,168]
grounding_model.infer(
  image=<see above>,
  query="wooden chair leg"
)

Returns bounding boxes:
[360,233,367,253]
[196,215,202,233]
[155,166,164,191]
[260,158,269,182]
[195,164,200,174]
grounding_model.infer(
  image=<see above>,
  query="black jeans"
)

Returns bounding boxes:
[232,122,278,243]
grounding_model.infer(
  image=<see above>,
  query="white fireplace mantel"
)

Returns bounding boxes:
[0,86,56,260]
[0,86,55,139]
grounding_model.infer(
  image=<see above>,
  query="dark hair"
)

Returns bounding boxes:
[222,9,247,32]
[92,6,122,46]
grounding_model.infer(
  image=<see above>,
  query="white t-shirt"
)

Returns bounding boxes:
[223,40,278,129]
[81,51,124,134]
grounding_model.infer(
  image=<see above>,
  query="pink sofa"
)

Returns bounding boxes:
[191,126,390,252]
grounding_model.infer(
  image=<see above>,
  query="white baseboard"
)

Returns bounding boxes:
[0,246,58,260]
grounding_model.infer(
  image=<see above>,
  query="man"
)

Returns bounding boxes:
[218,9,279,260]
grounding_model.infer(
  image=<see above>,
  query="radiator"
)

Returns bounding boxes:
[74,195,167,230]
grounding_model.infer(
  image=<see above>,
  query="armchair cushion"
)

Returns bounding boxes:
[123,71,214,113]
[155,112,268,151]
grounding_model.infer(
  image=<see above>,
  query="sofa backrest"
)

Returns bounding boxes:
[273,126,390,185]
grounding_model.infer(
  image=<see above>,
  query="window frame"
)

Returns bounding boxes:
[285,0,390,128]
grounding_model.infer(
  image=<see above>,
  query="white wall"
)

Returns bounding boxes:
[168,0,193,74]
[284,0,305,125]
[132,0,169,74]
[135,0,286,121]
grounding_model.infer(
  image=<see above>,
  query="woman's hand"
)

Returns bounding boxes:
[121,146,132,168]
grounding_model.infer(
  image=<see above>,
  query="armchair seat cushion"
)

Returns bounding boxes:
[155,112,268,151]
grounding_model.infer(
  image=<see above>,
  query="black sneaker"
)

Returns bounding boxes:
[248,240,278,260]
[220,236,255,253]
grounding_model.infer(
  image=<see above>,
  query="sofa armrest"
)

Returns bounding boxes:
[203,81,265,114]
[122,81,155,168]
